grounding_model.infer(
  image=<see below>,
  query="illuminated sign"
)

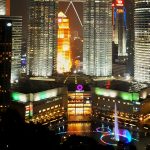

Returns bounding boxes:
[116,0,124,6]
[76,84,84,92]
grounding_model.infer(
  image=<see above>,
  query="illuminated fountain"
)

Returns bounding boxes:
[114,103,119,141]
[100,103,134,146]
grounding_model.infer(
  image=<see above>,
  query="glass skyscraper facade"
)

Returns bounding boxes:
[27,0,57,77]
[134,0,150,83]
[125,0,134,76]
[83,0,112,76]
[11,16,22,83]
[113,0,127,57]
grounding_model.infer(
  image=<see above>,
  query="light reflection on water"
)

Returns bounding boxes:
[67,122,91,135]
[56,122,150,149]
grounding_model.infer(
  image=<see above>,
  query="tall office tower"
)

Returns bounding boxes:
[0,16,22,105]
[27,0,57,77]
[134,0,150,83]
[0,0,10,16]
[0,17,12,105]
[57,12,72,74]
[83,0,112,76]
[11,16,22,83]
[125,0,134,76]
[112,0,127,58]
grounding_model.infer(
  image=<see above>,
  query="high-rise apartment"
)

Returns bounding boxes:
[83,0,112,76]
[57,12,72,74]
[27,0,57,77]
[134,0,150,83]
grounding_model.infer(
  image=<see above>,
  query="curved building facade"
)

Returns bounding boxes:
[134,0,150,83]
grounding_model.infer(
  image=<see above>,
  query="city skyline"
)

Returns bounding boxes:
[0,1,150,149]
[7,0,150,82]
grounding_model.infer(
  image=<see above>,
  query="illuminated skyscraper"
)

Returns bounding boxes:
[125,0,134,76]
[0,0,10,16]
[112,0,127,58]
[134,0,150,83]
[83,0,112,76]
[11,17,22,83]
[27,0,57,76]
[57,12,72,73]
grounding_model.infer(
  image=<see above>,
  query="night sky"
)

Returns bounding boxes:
[11,0,83,38]
[59,2,83,38]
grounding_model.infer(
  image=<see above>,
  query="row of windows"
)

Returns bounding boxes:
[38,104,61,113]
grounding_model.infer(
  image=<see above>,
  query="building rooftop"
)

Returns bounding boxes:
[94,80,148,92]
[11,78,64,94]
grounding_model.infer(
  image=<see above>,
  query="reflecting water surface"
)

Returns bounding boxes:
[67,122,91,135]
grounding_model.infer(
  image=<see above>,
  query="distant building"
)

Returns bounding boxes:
[134,0,150,83]
[112,0,127,57]
[125,0,134,76]
[27,0,57,77]
[92,80,149,122]
[0,0,10,16]
[83,0,112,76]
[0,16,22,105]
[0,17,12,105]
[0,0,22,105]
[112,64,126,76]
[10,16,22,84]
[112,0,134,77]
[57,12,72,73]
[11,80,67,123]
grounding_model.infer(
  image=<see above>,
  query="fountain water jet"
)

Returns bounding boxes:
[114,103,120,141]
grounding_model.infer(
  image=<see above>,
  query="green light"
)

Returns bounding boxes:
[95,88,105,95]
[39,92,47,100]
[132,93,139,101]
[11,92,20,101]
[119,92,132,101]
[29,111,33,117]
[95,87,139,101]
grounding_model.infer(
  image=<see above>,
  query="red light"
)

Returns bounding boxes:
[112,3,115,7]
[106,80,111,89]
[116,0,124,6]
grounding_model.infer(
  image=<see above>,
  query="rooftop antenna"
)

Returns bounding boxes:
[65,1,83,27]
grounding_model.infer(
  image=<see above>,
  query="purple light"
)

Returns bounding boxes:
[76,84,83,91]
[96,127,111,134]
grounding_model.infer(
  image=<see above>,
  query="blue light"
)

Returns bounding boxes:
[120,129,132,143]
[114,8,117,26]
[123,7,127,28]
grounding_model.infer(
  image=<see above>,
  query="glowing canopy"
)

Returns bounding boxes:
[95,87,139,101]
